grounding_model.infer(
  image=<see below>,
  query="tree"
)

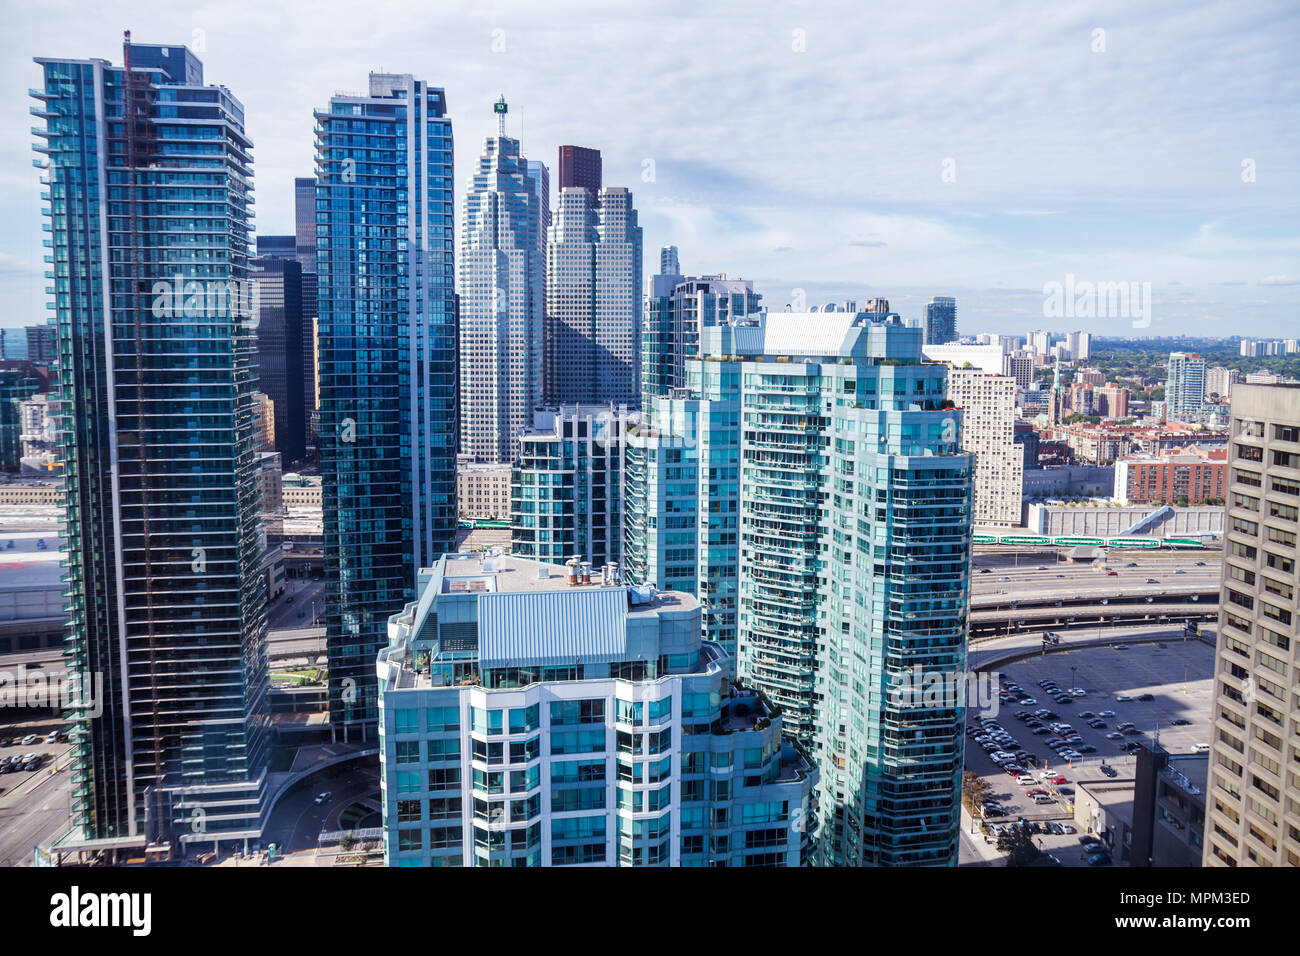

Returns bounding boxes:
[997,826,1045,866]
[962,770,993,815]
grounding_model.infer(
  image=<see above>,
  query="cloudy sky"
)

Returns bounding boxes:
[3,0,1298,337]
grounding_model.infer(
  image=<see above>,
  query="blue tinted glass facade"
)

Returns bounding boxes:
[33,43,270,849]
[315,74,457,736]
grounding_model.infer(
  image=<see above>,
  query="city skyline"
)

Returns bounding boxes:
[0,0,1297,338]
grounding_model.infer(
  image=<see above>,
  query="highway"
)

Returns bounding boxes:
[969,549,1220,637]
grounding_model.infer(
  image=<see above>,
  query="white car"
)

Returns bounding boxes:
[313,791,332,805]
[1191,743,1211,753]
[20,734,38,746]
[1016,774,1037,786]
[1098,710,1116,718]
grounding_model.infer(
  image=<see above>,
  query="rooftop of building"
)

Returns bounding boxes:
[0,532,66,590]
[1117,444,1229,464]
[1159,752,1208,798]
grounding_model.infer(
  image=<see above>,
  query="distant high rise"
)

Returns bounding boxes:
[923,296,957,345]
[1203,384,1300,868]
[255,234,296,257]
[1166,352,1208,423]
[945,367,1023,527]
[660,245,679,275]
[293,176,317,272]
[1066,330,1091,361]
[557,144,601,194]
[459,97,547,463]
[33,38,270,853]
[0,329,28,361]
[316,73,458,738]
[1004,351,1034,391]
[25,323,56,364]
[640,274,760,401]
[1027,330,1050,355]
[250,254,307,465]
[511,406,622,568]
[1206,366,1240,402]
[545,185,643,407]
[255,225,317,465]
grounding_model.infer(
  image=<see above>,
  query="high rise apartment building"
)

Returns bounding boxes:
[1207,366,1241,402]
[923,296,957,345]
[1005,352,1035,391]
[1166,352,1208,423]
[376,551,817,867]
[315,73,458,737]
[1203,384,1300,868]
[641,273,760,401]
[944,368,1023,527]
[34,39,271,853]
[511,406,622,569]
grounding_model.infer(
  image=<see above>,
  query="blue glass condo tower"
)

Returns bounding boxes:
[33,38,270,856]
[315,74,457,739]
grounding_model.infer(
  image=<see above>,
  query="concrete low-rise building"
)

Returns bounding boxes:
[1026,501,1224,538]
[377,550,817,867]
[458,461,513,521]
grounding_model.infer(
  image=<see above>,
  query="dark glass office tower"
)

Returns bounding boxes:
[32,37,269,856]
[315,74,457,739]
[558,144,601,194]
[250,254,307,465]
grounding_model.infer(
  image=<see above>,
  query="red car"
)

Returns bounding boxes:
[1025,787,1048,797]
[1051,775,1068,785]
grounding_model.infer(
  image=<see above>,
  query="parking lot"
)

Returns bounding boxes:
[964,632,1215,866]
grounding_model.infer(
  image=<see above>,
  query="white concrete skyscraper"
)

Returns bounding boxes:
[459,97,547,463]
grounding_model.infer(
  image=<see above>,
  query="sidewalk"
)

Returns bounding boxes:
[959,804,1006,865]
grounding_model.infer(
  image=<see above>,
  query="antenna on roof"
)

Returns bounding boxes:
[493,94,508,137]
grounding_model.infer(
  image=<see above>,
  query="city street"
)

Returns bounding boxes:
[267,576,325,631]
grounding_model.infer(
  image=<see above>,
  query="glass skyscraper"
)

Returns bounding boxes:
[923,296,957,345]
[33,38,271,854]
[459,99,547,463]
[625,306,974,864]
[315,73,458,739]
